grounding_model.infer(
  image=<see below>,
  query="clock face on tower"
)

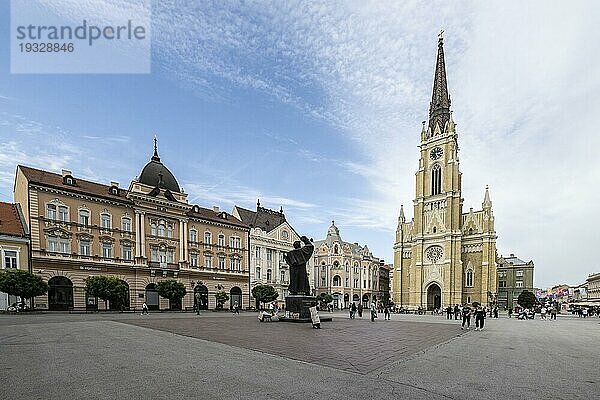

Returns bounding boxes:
[430,147,443,160]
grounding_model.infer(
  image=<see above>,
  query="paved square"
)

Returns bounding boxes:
[121,313,462,374]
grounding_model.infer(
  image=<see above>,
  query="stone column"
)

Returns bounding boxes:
[140,212,146,258]
[135,211,141,258]
[179,220,184,261]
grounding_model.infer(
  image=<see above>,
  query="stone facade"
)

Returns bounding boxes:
[392,36,498,309]
[232,201,310,307]
[0,202,30,310]
[496,253,535,309]
[586,273,600,302]
[14,142,250,311]
[313,221,383,309]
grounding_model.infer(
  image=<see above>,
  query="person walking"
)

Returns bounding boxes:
[370,302,377,322]
[493,306,499,319]
[446,306,452,320]
[474,306,486,331]
[141,302,149,315]
[384,304,390,320]
[540,306,547,320]
[508,307,513,318]
[461,304,471,330]
[550,307,557,320]
[233,302,240,315]
[358,304,363,318]
[350,303,357,319]
[454,304,460,320]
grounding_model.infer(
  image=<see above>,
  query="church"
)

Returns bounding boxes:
[392,35,498,310]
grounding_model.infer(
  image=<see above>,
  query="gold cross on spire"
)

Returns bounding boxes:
[438,29,444,40]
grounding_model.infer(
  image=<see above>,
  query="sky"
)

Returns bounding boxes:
[1,1,599,288]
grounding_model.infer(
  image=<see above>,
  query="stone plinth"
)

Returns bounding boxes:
[283,295,317,323]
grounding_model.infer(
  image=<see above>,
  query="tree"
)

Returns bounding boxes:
[317,292,333,308]
[85,276,128,310]
[251,284,279,309]
[0,269,48,309]
[156,280,187,310]
[214,291,229,310]
[517,290,538,309]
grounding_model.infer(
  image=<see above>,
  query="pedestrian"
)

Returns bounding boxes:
[141,302,149,315]
[582,308,588,318]
[358,304,363,318]
[446,305,452,319]
[454,304,460,320]
[351,303,357,319]
[474,306,485,331]
[461,304,471,330]
[384,305,390,320]
[540,306,547,320]
[493,306,499,319]
[550,307,557,320]
[508,307,513,318]
[309,306,321,329]
[370,302,377,322]
[233,302,240,315]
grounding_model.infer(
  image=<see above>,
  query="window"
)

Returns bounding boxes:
[204,255,212,269]
[121,217,131,232]
[354,279,359,288]
[47,204,57,220]
[204,232,212,244]
[167,249,174,263]
[58,206,68,222]
[345,277,349,287]
[321,277,326,287]
[190,253,198,267]
[516,281,524,288]
[255,246,261,259]
[431,164,442,195]
[334,244,339,254]
[499,280,507,288]
[345,263,349,272]
[218,234,225,247]
[230,236,241,249]
[158,223,166,237]
[59,239,70,254]
[79,239,91,256]
[266,249,273,261]
[102,243,112,258]
[151,223,157,236]
[189,229,197,243]
[232,258,240,271]
[151,247,158,262]
[516,270,523,277]
[101,213,111,229]
[256,267,261,279]
[122,244,132,260]
[466,270,474,287]
[3,251,17,269]
[47,238,58,252]
[363,280,367,289]
[266,269,272,282]
[218,256,225,269]
[79,209,90,226]
[167,224,173,238]
[281,230,289,240]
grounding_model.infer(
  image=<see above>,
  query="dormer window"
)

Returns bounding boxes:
[193,205,199,213]
[220,212,227,219]
[110,186,119,195]
[63,175,76,186]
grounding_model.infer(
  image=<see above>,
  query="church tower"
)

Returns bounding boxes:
[393,33,498,309]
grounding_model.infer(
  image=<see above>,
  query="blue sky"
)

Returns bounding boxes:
[1,1,599,288]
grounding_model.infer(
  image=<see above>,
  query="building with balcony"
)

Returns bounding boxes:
[0,202,30,310]
[13,140,250,311]
[496,253,535,309]
[233,201,309,308]
[586,273,600,302]
[313,221,384,309]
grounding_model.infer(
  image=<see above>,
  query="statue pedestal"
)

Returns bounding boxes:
[283,295,317,323]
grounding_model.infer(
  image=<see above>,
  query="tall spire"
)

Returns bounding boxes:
[483,185,492,210]
[399,204,406,223]
[428,30,451,134]
[152,135,161,161]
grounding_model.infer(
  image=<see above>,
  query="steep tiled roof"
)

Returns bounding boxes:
[188,206,248,229]
[499,254,528,266]
[234,205,285,233]
[0,202,27,237]
[18,165,132,204]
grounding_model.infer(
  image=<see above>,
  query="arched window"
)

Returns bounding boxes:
[345,262,349,272]
[266,269,272,282]
[79,209,90,226]
[157,222,166,237]
[151,223,157,236]
[466,270,474,287]
[334,244,339,254]
[121,217,131,232]
[167,224,173,238]
[47,204,57,219]
[431,164,442,195]
[218,234,225,247]
[280,270,285,283]
[100,213,111,229]
[189,229,197,243]
[333,275,341,286]
[204,231,212,244]
[256,267,261,279]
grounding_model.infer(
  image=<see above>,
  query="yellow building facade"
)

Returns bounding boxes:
[393,36,497,309]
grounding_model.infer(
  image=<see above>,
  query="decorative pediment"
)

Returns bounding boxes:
[45,227,72,238]
[75,232,94,240]
[99,235,115,244]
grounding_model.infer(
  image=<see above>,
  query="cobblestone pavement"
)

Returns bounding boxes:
[1,311,598,399]
[121,312,461,374]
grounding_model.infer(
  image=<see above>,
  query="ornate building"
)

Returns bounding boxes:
[13,140,250,311]
[392,35,498,310]
[232,201,310,307]
[0,202,30,310]
[313,221,384,309]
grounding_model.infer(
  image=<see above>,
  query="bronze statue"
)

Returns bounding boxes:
[284,236,313,295]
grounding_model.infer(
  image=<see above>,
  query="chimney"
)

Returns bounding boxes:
[61,169,72,177]
[213,206,220,213]
[110,181,119,187]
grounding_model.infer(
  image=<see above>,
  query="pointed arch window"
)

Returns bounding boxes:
[466,269,474,287]
[431,164,442,195]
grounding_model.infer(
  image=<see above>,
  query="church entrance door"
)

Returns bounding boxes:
[427,284,441,311]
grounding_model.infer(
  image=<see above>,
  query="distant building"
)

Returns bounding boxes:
[232,201,308,307]
[0,202,30,310]
[587,273,600,302]
[313,221,383,309]
[496,253,535,309]
[378,263,392,305]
